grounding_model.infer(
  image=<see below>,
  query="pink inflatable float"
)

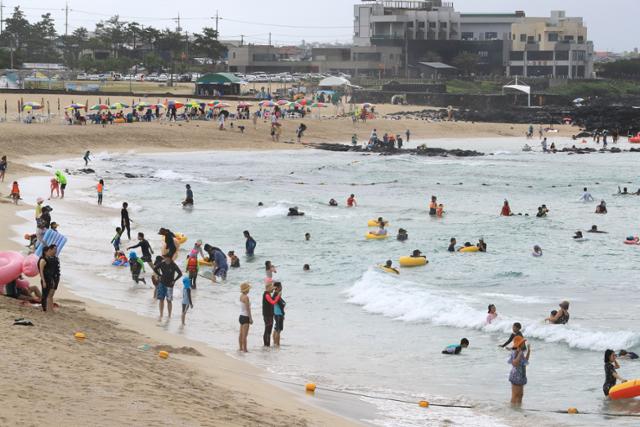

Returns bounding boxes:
[22,254,39,277]
[0,251,24,285]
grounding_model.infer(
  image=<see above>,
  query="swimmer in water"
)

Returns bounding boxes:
[587,225,607,233]
[573,231,584,239]
[477,238,487,252]
[617,186,630,195]
[383,260,399,274]
[303,264,310,271]
[442,338,469,355]
[580,187,595,202]
[397,228,408,241]
[182,184,194,207]
[545,301,570,324]
[486,304,498,324]
[411,249,425,258]
[436,203,444,217]
[501,200,513,216]
[532,245,543,257]
[595,200,607,214]
[428,196,437,215]
[618,349,639,360]
[329,198,338,207]
[447,238,457,252]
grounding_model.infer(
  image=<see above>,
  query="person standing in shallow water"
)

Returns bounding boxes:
[262,281,281,347]
[121,202,132,240]
[509,336,531,407]
[238,282,253,353]
[603,349,627,397]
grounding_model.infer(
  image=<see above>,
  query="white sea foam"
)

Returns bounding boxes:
[345,270,639,352]
[256,201,296,217]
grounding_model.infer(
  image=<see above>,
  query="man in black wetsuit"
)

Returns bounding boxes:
[121,202,132,240]
[127,232,154,270]
[183,184,194,207]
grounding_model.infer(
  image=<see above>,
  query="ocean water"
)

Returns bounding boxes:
[14,137,640,426]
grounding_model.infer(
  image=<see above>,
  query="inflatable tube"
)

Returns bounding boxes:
[367,219,389,227]
[112,260,129,267]
[624,237,639,245]
[629,134,640,143]
[532,252,543,257]
[199,258,213,267]
[378,265,399,275]
[22,254,39,277]
[35,229,67,257]
[609,379,640,400]
[366,233,389,240]
[0,251,24,286]
[174,233,188,245]
[459,246,479,253]
[399,256,428,267]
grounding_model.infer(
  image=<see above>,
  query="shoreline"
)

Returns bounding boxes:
[1,186,364,426]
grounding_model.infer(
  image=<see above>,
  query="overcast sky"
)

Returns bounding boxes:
[4,0,637,51]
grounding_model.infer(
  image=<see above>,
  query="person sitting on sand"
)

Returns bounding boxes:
[397,228,408,241]
[442,338,469,355]
[573,231,584,239]
[448,238,457,252]
[545,301,570,324]
[595,200,607,214]
[587,225,607,233]
[501,200,513,216]
[329,198,338,207]
[618,349,639,360]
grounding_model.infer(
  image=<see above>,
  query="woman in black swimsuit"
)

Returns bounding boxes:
[545,301,570,324]
[603,349,627,396]
[38,244,60,312]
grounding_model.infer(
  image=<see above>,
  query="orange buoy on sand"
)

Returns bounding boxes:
[305,383,316,393]
[158,350,169,359]
[74,332,86,341]
[419,401,429,408]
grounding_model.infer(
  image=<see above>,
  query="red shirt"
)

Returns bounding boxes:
[501,205,511,216]
[347,197,355,207]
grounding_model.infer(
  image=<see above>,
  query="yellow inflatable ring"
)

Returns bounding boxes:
[199,258,213,267]
[378,265,399,274]
[366,233,389,240]
[367,219,389,227]
[174,233,188,245]
[459,246,479,253]
[399,256,428,267]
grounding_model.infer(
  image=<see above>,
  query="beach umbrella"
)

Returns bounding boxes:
[213,103,231,109]
[134,101,152,108]
[165,101,184,109]
[90,104,109,111]
[185,100,201,108]
[258,100,276,107]
[154,103,165,109]
[362,102,375,108]
[24,102,43,110]
[237,101,253,108]
[572,98,585,104]
[309,102,328,108]
[65,103,85,109]
[296,99,309,106]
[110,102,129,110]
[276,99,291,106]
[23,105,33,112]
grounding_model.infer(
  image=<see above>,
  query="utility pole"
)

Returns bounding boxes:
[240,34,244,46]
[215,10,219,35]
[175,13,181,32]
[1,0,5,35]
[268,32,271,46]
[65,1,69,36]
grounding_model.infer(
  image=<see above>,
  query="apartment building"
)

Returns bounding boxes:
[507,11,594,78]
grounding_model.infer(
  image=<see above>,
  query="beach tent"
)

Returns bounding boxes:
[502,77,531,107]
[195,73,243,96]
[318,76,353,88]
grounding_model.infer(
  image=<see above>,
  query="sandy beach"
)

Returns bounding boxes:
[0,197,361,427]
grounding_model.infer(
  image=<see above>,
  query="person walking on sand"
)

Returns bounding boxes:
[262,281,281,347]
[239,282,253,352]
[38,244,60,313]
[272,281,286,347]
[509,336,530,406]
[121,202,132,240]
[181,276,193,326]
[97,179,104,206]
[55,170,67,199]
[83,150,91,166]
[153,254,182,320]
[244,230,256,257]
[0,155,7,182]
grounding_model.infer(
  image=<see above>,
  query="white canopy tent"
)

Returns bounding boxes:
[502,77,531,107]
[318,76,353,88]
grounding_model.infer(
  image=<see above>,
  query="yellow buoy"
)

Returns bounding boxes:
[567,407,578,414]
[158,350,169,359]
[305,383,316,393]
[419,400,429,408]
[74,332,86,341]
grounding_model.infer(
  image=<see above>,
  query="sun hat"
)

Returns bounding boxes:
[513,336,527,349]
[36,197,44,203]
[240,282,251,293]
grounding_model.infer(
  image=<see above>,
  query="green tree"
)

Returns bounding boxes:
[143,53,163,73]
[192,27,225,63]
[452,52,480,76]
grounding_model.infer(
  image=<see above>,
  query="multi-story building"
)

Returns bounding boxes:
[354,0,461,46]
[228,45,312,73]
[507,11,594,78]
